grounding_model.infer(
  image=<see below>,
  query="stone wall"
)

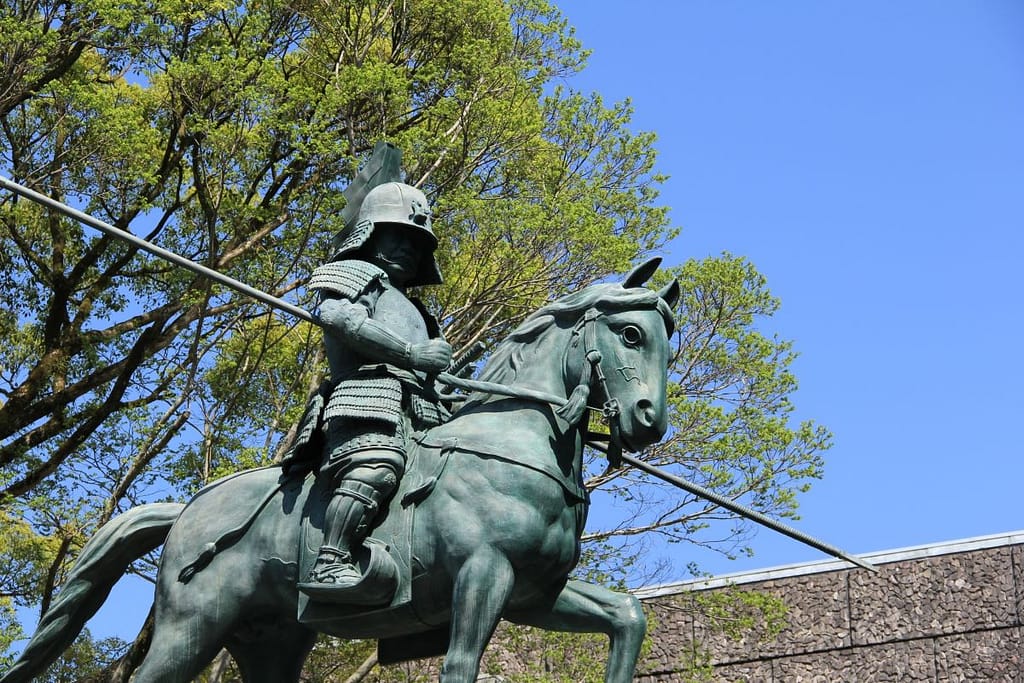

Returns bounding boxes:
[633,532,1024,682]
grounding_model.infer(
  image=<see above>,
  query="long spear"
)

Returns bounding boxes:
[606,447,877,572]
[0,175,318,325]
[0,174,877,572]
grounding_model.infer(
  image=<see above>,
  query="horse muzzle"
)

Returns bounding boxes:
[620,397,668,452]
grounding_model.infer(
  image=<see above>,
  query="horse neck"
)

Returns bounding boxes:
[470,321,586,462]
[499,319,576,402]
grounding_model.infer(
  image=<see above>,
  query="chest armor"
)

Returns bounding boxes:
[323,279,434,381]
[314,259,446,427]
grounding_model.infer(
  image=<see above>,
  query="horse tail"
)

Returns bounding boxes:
[1,502,183,683]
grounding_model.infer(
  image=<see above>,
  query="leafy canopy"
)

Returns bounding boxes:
[0,0,828,678]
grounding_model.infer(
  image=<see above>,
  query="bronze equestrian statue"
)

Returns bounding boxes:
[0,144,871,681]
[2,247,680,681]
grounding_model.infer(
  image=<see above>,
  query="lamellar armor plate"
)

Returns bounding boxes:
[311,259,447,428]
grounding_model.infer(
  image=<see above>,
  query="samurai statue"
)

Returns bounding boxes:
[298,147,451,596]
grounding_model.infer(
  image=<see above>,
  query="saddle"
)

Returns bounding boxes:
[295,434,458,629]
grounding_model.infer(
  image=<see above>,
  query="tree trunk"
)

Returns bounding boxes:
[77,607,154,683]
[207,650,233,682]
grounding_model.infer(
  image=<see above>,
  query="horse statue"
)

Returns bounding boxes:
[2,258,680,683]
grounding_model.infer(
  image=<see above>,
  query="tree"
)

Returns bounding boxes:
[581,256,830,582]
[0,0,829,678]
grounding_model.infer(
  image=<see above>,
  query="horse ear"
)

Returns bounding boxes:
[659,279,681,309]
[622,257,662,288]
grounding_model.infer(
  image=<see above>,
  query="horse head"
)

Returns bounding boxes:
[569,257,679,452]
[474,257,679,453]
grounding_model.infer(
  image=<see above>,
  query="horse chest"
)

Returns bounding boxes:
[527,505,585,570]
[483,471,585,572]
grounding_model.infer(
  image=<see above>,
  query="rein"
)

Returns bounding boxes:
[436,372,569,409]
[437,307,625,467]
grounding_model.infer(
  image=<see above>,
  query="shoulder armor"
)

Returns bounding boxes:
[310,260,387,299]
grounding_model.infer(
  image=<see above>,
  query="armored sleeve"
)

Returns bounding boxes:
[311,260,416,368]
[309,259,386,303]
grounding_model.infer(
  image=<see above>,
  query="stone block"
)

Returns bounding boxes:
[637,659,709,681]
[774,639,935,682]
[635,673,699,683]
[1013,544,1024,626]
[639,593,699,675]
[850,547,1017,645]
[710,659,775,682]
[692,570,850,663]
[934,627,1024,682]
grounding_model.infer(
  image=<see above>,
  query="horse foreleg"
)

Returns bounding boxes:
[507,579,647,683]
[440,550,515,683]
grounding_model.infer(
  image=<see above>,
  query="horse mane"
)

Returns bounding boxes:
[476,283,676,387]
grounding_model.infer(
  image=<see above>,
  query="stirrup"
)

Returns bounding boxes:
[299,540,398,606]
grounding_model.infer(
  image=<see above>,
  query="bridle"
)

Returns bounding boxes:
[564,307,624,468]
[569,308,621,419]
[438,306,633,468]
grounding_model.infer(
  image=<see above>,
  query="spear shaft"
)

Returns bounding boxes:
[0,175,317,326]
[617,450,877,572]
[2,174,876,572]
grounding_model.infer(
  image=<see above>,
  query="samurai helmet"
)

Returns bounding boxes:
[331,182,443,287]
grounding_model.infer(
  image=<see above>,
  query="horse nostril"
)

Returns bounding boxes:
[634,399,656,428]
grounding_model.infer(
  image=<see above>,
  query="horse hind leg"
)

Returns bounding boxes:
[506,579,647,683]
[226,622,317,683]
[131,569,243,683]
[131,633,221,682]
[130,609,230,683]
[133,584,315,683]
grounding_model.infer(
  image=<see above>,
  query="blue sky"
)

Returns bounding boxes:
[19,0,1024,650]
[556,0,1024,577]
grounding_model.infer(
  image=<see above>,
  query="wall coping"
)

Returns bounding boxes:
[633,529,1024,599]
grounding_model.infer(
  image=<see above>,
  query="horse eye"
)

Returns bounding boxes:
[621,325,643,347]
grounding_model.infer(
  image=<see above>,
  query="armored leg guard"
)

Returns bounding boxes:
[306,466,397,588]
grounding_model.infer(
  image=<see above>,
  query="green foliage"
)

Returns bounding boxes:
[483,626,612,683]
[0,603,22,670]
[583,254,831,582]
[37,632,129,683]
[300,637,378,682]
[654,587,789,683]
[170,314,322,492]
[0,0,829,678]
[695,585,788,643]
[478,611,655,683]
[0,508,58,598]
